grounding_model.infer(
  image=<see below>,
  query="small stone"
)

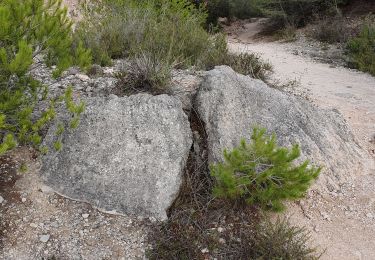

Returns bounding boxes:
[76,74,90,81]
[30,223,38,228]
[219,238,226,244]
[50,222,59,228]
[217,227,224,233]
[148,216,157,223]
[108,94,118,100]
[40,185,54,194]
[21,198,26,203]
[40,234,50,243]
[103,68,115,75]
[313,225,320,232]
[82,213,89,219]
[75,85,84,91]
[0,196,4,204]
[201,248,209,254]
[321,212,331,221]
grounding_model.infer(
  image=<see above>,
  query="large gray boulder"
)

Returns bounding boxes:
[196,66,365,191]
[42,94,192,220]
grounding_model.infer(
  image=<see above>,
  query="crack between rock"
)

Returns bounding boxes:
[167,95,211,217]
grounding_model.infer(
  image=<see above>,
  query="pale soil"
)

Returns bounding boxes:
[227,20,375,260]
[0,148,150,260]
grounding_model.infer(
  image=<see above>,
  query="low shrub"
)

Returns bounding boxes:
[210,127,321,212]
[252,217,321,259]
[347,21,375,76]
[204,0,263,25]
[76,0,237,91]
[225,53,273,81]
[148,209,320,259]
[309,16,350,43]
[273,25,297,42]
[0,0,90,155]
[148,121,321,259]
[124,52,173,93]
[76,0,221,67]
[259,0,348,32]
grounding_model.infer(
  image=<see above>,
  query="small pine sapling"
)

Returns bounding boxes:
[210,127,321,211]
[0,0,91,155]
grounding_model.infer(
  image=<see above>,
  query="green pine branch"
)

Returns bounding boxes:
[0,0,92,155]
[210,127,321,212]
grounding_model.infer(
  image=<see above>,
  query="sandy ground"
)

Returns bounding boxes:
[227,20,375,260]
[0,148,150,260]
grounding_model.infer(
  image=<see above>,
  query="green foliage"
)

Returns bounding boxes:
[76,0,212,66]
[53,140,62,151]
[0,0,91,155]
[211,127,320,211]
[124,52,173,92]
[202,0,350,26]
[309,15,350,43]
[224,53,273,81]
[76,0,232,92]
[19,163,28,173]
[258,0,347,30]
[74,41,92,72]
[347,21,375,76]
[204,0,263,24]
[273,25,297,42]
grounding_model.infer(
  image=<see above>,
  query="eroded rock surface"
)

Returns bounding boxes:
[196,66,366,191]
[42,94,192,220]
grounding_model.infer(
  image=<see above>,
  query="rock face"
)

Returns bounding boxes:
[196,66,365,191]
[42,94,192,220]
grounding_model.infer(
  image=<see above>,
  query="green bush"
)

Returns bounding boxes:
[147,123,320,259]
[205,0,345,28]
[347,22,375,76]
[124,52,173,92]
[76,0,221,67]
[210,127,320,211]
[259,0,347,31]
[309,15,350,43]
[76,0,235,91]
[225,52,273,80]
[0,0,91,155]
[204,0,263,24]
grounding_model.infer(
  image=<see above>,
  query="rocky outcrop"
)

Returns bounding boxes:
[41,94,192,220]
[39,63,367,219]
[196,66,366,192]
[30,61,122,98]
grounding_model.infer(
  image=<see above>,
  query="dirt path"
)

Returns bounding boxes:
[227,21,375,260]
